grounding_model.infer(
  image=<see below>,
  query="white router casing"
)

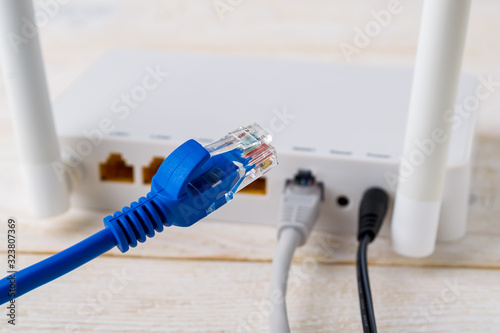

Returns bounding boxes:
[53,50,477,238]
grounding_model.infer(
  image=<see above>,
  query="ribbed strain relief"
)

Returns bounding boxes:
[357,188,389,242]
[104,193,167,253]
[358,213,378,242]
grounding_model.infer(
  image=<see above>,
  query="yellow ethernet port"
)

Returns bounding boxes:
[238,177,267,195]
[142,157,165,184]
[99,153,134,183]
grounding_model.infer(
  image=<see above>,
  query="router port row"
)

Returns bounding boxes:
[99,153,134,183]
[98,153,268,194]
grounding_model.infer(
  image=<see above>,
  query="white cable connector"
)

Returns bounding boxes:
[277,175,323,246]
[270,170,323,333]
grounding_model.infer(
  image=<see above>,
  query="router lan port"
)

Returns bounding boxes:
[99,153,134,183]
[142,157,165,184]
[238,177,267,195]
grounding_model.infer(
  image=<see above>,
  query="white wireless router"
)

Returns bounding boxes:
[0,0,475,257]
[50,49,477,239]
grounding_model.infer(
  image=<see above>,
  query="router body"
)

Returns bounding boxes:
[53,50,477,238]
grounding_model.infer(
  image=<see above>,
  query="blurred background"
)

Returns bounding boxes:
[0,0,499,134]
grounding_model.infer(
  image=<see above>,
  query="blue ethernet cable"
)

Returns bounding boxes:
[0,123,277,305]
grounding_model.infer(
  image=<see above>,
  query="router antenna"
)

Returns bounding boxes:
[391,0,471,257]
[0,0,70,217]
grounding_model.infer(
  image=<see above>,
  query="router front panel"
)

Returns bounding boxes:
[54,50,477,238]
[60,135,471,238]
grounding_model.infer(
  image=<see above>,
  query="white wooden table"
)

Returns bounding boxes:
[1,1,500,332]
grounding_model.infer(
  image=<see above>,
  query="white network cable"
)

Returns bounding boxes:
[269,170,323,333]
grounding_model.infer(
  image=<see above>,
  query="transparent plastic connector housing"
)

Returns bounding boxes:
[204,123,278,196]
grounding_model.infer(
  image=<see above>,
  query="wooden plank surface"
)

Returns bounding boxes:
[1,255,500,333]
[0,0,500,332]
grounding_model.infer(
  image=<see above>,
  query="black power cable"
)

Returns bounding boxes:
[356,188,389,333]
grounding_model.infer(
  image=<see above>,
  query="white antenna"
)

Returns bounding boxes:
[391,0,471,257]
[0,0,70,217]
